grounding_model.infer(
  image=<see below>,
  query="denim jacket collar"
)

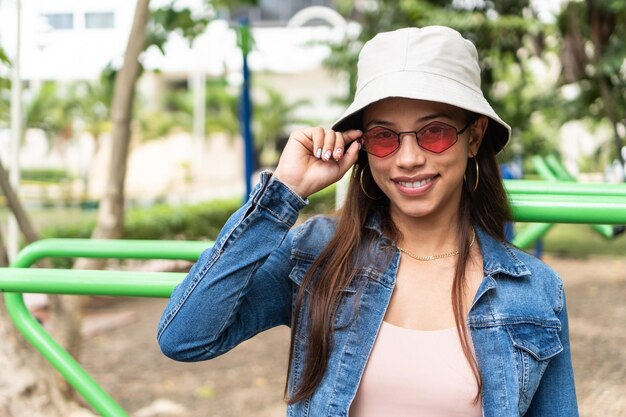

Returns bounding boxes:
[363,209,531,279]
[476,228,531,278]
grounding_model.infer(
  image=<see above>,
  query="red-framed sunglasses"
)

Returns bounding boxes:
[359,120,473,158]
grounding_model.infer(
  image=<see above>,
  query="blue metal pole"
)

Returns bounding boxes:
[239,19,254,200]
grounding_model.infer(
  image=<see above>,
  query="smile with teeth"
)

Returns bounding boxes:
[396,177,435,188]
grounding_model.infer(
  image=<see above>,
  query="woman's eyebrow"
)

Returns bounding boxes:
[417,112,454,123]
[365,113,454,129]
[364,119,394,128]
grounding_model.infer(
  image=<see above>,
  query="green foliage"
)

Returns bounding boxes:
[146,1,258,54]
[253,85,314,166]
[0,46,9,65]
[136,77,239,141]
[147,6,212,52]
[323,0,556,161]
[556,0,626,167]
[40,183,337,244]
[20,169,71,183]
[542,223,626,258]
[23,81,79,142]
[124,198,241,240]
[302,184,336,215]
[204,79,240,136]
[41,197,241,241]
[73,75,113,141]
[0,84,8,127]
[137,106,191,141]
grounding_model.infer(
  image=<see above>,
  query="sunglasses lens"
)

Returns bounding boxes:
[362,127,399,157]
[417,122,458,153]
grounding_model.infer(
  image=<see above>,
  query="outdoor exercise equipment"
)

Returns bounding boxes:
[508,155,619,249]
[2,182,626,416]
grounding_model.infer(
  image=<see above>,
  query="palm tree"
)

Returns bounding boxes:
[254,85,313,167]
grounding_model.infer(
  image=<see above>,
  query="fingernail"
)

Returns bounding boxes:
[334,147,343,158]
[315,148,322,158]
[323,150,332,160]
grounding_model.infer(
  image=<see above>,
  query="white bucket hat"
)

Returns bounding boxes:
[332,26,511,154]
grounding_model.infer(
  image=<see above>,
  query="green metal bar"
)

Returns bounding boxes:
[510,194,626,224]
[540,156,614,238]
[531,155,558,181]
[511,223,555,249]
[3,239,210,417]
[4,297,131,417]
[3,182,626,416]
[15,239,208,267]
[0,269,184,297]
[505,180,625,238]
[544,154,576,182]
[528,157,619,239]
[504,180,626,196]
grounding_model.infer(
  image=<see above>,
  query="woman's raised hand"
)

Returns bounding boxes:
[273,127,362,199]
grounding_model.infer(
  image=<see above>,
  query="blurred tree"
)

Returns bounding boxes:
[137,77,240,141]
[0,48,95,417]
[74,73,114,153]
[23,82,78,152]
[0,46,8,124]
[51,0,257,406]
[51,0,153,379]
[254,85,312,167]
[557,0,626,177]
[325,0,558,159]
[204,79,240,136]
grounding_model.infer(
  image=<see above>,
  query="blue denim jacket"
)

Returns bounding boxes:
[158,172,578,417]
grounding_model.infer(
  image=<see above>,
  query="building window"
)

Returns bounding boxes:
[85,12,115,29]
[44,13,74,30]
[229,0,335,25]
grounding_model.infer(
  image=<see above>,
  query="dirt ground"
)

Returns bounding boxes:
[78,254,626,417]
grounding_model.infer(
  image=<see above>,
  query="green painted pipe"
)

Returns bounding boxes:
[0,269,184,297]
[504,180,626,196]
[3,239,209,417]
[4,182,626,416]
[15,239,208,266]
[4,294,131,417]
[511,223,555,249]
[528,157,617,239]
[544,154,575,182]
[510,194,626,223]
[531,155,558,181]
[539,157,616,239]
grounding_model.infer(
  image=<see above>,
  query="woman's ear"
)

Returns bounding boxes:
[468,115,488,156]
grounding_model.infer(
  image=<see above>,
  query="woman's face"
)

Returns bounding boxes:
[362,97,485,226]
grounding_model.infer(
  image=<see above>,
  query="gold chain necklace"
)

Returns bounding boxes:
[397,229,476,261]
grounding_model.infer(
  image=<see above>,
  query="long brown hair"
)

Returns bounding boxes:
[285,125,510,404]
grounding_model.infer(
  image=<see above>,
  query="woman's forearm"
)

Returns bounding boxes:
[157,172,306,361]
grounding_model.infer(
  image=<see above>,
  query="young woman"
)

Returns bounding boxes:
[157,26,578,417]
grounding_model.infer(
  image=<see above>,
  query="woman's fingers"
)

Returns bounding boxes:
[275,127,363,198]
[308,127,325,159]
[319,129,334,161]
[293,127,361,160]
[333,131,345,160]
[337,136,362,174]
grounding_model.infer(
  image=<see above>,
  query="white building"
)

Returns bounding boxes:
[0,0,357,202]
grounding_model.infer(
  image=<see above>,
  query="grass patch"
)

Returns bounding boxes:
[531,223,626,258]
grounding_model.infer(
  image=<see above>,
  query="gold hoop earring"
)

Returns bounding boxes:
[360,167,383,200]
[464,157,480,192]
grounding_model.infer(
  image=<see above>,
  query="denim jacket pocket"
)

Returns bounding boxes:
[506,321,564,412]
[507,321,563,360]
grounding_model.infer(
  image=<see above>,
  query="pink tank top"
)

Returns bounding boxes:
[349,321,482,417]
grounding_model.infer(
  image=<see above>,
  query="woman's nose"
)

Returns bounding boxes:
[395,132,426,168]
